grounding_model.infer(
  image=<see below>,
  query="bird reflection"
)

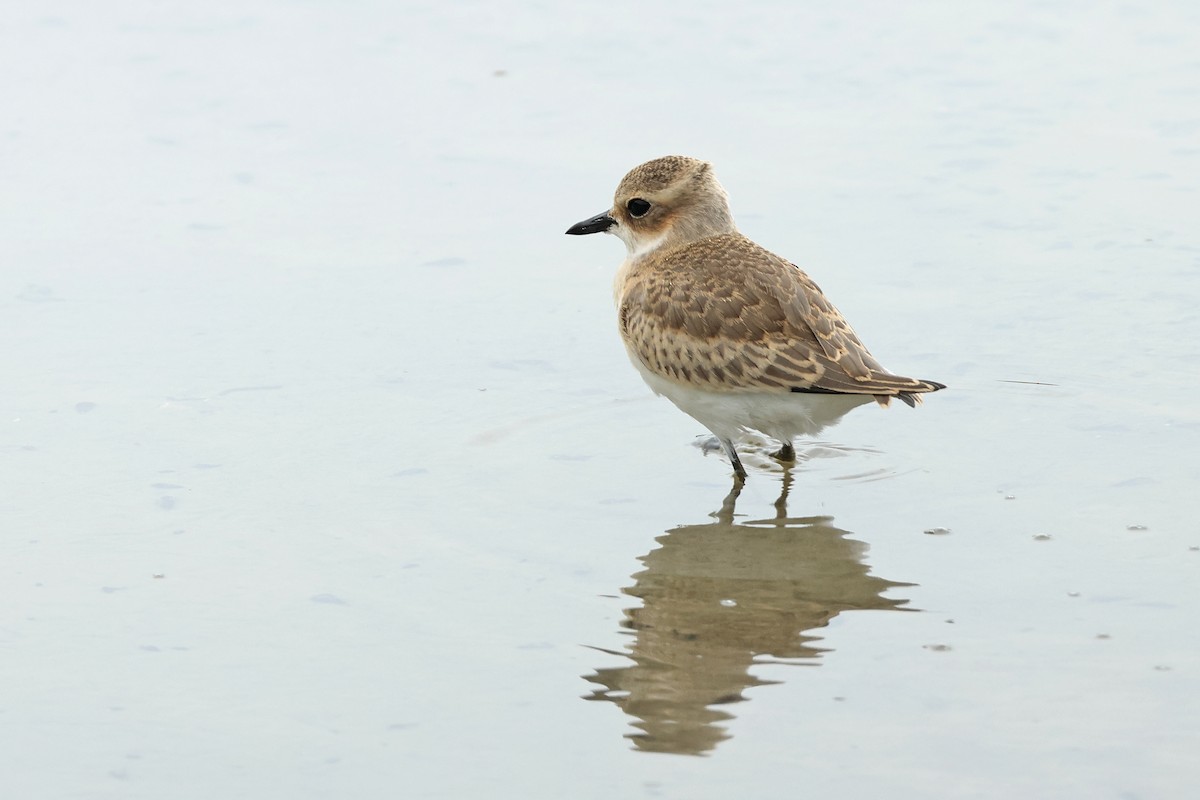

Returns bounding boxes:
[583,472,915,756]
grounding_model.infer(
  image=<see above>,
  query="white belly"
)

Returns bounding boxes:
[628,353,872,443]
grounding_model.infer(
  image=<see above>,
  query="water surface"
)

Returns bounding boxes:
[3,2,1199,798]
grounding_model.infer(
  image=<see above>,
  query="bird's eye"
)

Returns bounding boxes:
[626,198,651,218]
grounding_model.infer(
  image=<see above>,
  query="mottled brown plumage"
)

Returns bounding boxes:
[619,232,942,405]
[567,155,944,480]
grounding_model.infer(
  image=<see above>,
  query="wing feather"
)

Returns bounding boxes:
[617,233,944,402]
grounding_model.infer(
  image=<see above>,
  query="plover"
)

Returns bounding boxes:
[566,155,944,481]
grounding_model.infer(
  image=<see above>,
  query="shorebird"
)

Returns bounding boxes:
[566,155,944,481]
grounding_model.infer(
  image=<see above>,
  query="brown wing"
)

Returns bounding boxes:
[618,233,944,405]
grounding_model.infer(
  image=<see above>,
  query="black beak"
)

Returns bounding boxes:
[565,211,616,236]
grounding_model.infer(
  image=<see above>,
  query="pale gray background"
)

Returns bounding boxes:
[3,1,1199,798]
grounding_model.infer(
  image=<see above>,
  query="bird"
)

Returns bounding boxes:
[565,155,944,481]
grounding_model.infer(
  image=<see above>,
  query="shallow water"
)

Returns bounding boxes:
[4,2,1200,798]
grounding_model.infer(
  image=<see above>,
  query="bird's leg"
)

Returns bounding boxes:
[719,438,748,481]
[772,441,796,463]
